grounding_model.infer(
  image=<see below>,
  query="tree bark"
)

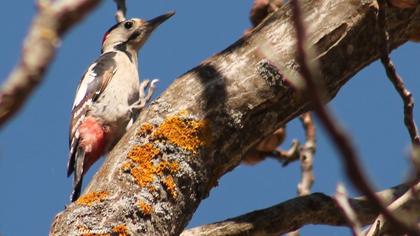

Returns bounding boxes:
[50,1,420,235]
[181,183,419,236]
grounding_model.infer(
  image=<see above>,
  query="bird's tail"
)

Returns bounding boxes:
[69,146,85,202]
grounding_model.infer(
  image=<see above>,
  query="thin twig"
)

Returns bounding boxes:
[287,113,316,236]
[114,0,126,23]
[335,183,363,236]
[0,0,101,128]
[243,127,303,165]
[366,181,420,236]
[377,0,420,146]
[297,112,316,196]
[181,183,417,236]
[289,0,420,235]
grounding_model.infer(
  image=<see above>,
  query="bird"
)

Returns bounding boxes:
[68,11,174,202]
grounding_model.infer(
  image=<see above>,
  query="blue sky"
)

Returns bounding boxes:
[1,1,419,235]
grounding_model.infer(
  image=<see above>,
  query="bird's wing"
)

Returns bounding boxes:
[67,51,118,176]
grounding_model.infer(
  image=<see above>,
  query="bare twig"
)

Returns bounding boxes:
[181,184,418,236]
[297,112,316,196]
[377,0,420,147]
[287,112,316,236]
[114,0,126,23]
[0,0,101,127]
[289,0,419,234]
[243,127,303,165]
[366,181,420,236]
[335,184,363,236]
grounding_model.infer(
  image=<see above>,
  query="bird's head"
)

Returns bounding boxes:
[101,11,175,53]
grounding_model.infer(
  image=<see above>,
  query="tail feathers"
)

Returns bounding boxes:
[67,138,79,177]
[70,147,85,202]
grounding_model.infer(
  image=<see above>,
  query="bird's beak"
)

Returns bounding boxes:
[147,11,175,31]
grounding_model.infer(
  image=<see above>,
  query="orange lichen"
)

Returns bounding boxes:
[155,160,179,175]
[138,201,153,216]
[137,122,154,136]
[126,143,160,188]
[130,166,156,189]
[112,224,129,236]
[127,143,160,163]
[152,116,212,152]
[76,191,108,206]
[124,143,180,191]
[163,175,177,198]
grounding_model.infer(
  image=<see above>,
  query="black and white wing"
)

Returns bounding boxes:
[67,51,118,176]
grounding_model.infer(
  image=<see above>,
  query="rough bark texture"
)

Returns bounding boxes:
[50,1,420,235]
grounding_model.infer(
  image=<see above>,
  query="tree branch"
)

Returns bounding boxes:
[288,113,315,236]
[50,1,420,235]
[114,0,126,23]
[289,0,418,234]
[296,112,315,196]
[181,183,419,236]
[377,0,420,146]
[366,181,420,235]
[0,0,101,127]
[335,184,363,236]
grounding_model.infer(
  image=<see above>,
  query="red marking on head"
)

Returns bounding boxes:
[79,117,105,172]
[102,22,122,45]
[102,31,110,45]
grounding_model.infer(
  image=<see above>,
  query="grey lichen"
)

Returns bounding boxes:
[256,59,288,88]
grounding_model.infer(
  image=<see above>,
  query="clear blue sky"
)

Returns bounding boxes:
[1,1,419,235]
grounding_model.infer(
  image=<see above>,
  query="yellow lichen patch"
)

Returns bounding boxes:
[155,160,179,175]
[130,166,156,189]
[126,143,160,188]
[138,201,153,216]
[163,175,177,199]
[127,143,160,163]
[137,122,154,136]
[112,224,129,236]
[76,191,108,206]
[152,116,212,152]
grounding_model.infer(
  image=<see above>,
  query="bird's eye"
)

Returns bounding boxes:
[124,21,133,30]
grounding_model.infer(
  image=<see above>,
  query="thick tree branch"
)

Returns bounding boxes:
[289,0,418,234]
[50,1,420,235]
[0,0,101,127]
[181,183,419,236]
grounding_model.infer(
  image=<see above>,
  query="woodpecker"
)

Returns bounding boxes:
[68,12,174,202]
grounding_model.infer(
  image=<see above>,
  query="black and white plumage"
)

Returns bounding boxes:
[67,12,174,202]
